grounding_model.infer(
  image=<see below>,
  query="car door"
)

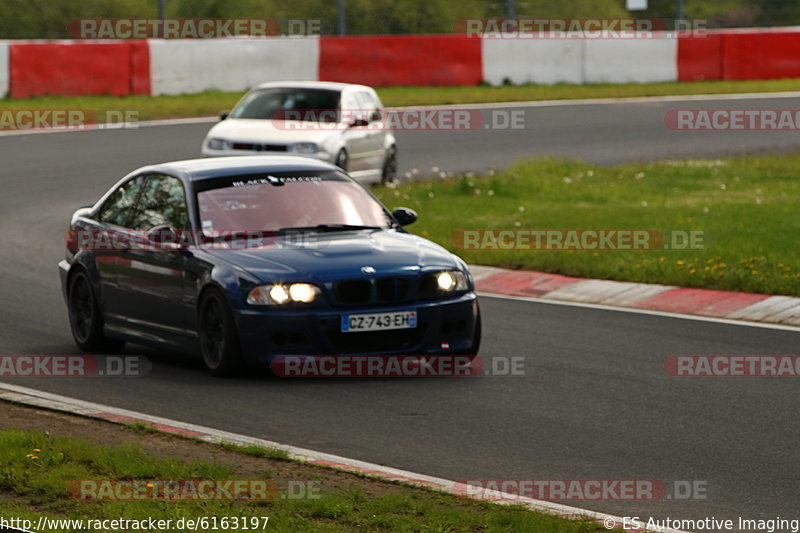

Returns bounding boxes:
[91,175,147,321]
[354,91,387,172]
[341,90,370,172]
[116,174,193,335]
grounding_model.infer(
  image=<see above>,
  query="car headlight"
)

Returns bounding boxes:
[247,283,321,305]
[420,270,469,299]
[289,142,318,154]
[435,271,468,292]
[207,138,229,150]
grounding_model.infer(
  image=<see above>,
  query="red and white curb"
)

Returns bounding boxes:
[0,382,686,533]
[470,264,800,329]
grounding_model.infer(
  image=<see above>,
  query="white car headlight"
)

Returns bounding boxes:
[289,142,318,154]
[289,283,317,303]
[436,271,457,291]
[207,138,230,150]
[247,283,321,305]
[434,271,468,293]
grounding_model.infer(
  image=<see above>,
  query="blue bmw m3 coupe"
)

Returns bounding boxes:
[59,156,480,375]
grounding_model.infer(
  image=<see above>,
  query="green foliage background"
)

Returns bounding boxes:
[1,0,796,39]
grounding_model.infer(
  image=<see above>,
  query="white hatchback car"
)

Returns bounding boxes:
[202,81,398,184]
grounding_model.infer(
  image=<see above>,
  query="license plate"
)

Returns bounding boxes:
[341,310,417,332]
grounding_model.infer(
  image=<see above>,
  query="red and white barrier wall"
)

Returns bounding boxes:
[8,40,149,98]
[0,42,9,98]
[149,37,319,95]
[482,38,678,85]
[319,35,482,87]
[2,29,800,98]
[679,27,800,81]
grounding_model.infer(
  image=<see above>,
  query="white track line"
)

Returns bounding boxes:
[478,291,800,333]
[389,90,800,111]
[0,382,687,533]
[0,116,217,137]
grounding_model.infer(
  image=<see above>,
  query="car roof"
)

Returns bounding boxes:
[250,81,373,92]
[139,156,339,182]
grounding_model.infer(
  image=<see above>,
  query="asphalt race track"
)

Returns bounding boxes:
[2,95,800,524]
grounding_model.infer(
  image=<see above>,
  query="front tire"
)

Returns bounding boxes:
[198,289,244,376]
[335,149,348,171]
[381,146,398,184]
[67,269,125,352]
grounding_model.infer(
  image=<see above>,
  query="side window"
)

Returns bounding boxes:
[342,92,359,112]
[369,91,384,111]
[355,92,375,112]
[97,177,146,228]
[129,174,188,232]
[340,92,357,121]
[356,92,381,122]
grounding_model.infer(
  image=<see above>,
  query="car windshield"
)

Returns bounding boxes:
[230,88,341,122]
[195,171,392,235]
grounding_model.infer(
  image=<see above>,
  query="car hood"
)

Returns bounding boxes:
[206,118,338,144]
[204,230,461,283]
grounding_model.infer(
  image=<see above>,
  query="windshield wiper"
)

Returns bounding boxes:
[278,224,383,233]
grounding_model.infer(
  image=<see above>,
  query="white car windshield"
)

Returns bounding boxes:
[230,88,341,122]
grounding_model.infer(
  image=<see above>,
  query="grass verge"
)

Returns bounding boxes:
[378,79,800,107]
[372,154,800,297]
[1,79,799,124]
[0,423,610,533]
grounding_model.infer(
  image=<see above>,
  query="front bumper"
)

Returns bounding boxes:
[234,292,479,365]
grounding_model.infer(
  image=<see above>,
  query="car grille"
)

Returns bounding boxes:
[231,142,288,152]
[326,324,426,354]
[333,277,411,305]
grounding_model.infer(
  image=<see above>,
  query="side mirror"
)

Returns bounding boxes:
[71,206,93,223]
[392,207,418,227]
[219,111,229,121]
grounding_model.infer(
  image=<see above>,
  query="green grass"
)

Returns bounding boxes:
[1,79,799,125]
[0,429,614,532]
[219,441,291,461]
[126,422,290,459]
[372,154,800,296]
[378,79,800,106]
[0,91,245,122]
[123,422,167,435]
